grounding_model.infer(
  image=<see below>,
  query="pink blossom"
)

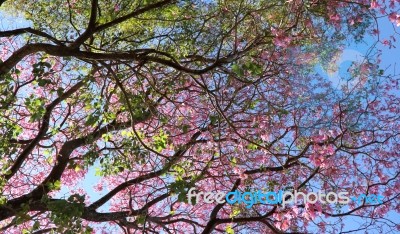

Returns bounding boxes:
[370,0,380,9]
[261,134,270,142]
[329,14,340,22]
[382,39,391,46]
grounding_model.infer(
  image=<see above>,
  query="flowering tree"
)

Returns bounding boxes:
[0,0,399,233]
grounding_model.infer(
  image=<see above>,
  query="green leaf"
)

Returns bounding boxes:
[247,143,258,150]
[168,180,189,202]
[136,214,146,225]
[232,64,244,77]
[230,206,241,218]
[244,62,263,75]
[56,87,65,97]
[37,78,52,87]
[102,133,112,142]
[47,180,62,190]
[25,96,46,122]
[0,196,7,205]
[85,112,100,126]
[53,180,61,190]
[230,157,237,166]
[226,225,235,234]
[33,221,40,230]
[153,130,168,152]
[181,124,190,133]
[209,115,218,125]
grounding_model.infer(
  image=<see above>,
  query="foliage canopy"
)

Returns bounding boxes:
[0,0,399,233]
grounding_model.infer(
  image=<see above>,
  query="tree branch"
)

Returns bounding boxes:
[88,130,202,210]
[70,0,175,48]
[0,27,63,45]
[4,80,85,180]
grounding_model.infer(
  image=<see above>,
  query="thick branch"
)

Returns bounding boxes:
[4,80,84,180]
[201,179,241,234]
[71,0,175,48]
[0,27,62,45]
[69,0,98,48]
[88,131,202,210]
[0,43,235,79]
[0,120,134,221]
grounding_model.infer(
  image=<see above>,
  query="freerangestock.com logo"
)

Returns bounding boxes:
[187,188,384,208]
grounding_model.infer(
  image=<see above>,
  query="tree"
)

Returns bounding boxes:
[0,0,399,233]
